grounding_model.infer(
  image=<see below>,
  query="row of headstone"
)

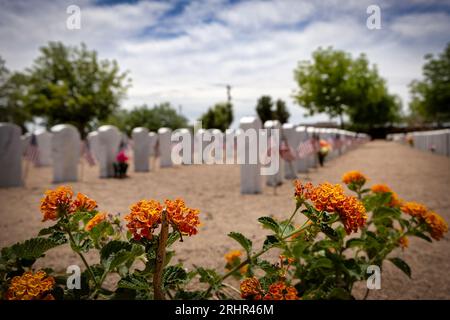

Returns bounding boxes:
[388,130,450,157]
[237,117,369,194]
[1,120,368,188]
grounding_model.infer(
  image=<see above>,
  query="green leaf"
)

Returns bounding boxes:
[258,216,280,234]
[100,240,132,261]
[196,267,222,290]
[167,232,180,247]
[345,238,365,249]
[256,260,278,274]
[263,235,280,250]
[118,274,149,291]
[163,265,188,287]
[408,230,432,242]
[101,242,144,272]
[8,237,61,260]
[228,232,252,255]
[389,257,411,278]
[310,257,334,270]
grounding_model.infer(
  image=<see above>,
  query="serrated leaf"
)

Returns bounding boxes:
[257,217,280,234]
[163,265,188,287]
[9,237,61,260]
[263,235,280,249]
[196,267,222,289]
[310,257,333,270]
[389,257,411,278]
[100,240,132,261]
[228,232,252,255]
[167,232,180,247]
[118,274,149,291]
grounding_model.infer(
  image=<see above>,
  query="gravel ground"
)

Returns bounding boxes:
[1,140,449,299]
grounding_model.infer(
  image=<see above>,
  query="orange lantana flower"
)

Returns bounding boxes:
[304,182,367,234]
[263,281,299,300]
[6,270,55,300]
[342,171,367,186]
[400,201,428,219]
[40,186,74,221]
[85,212,107,231]
[165,199,200,236]
[240,277,263,300]
[398,236,409,249]
[424,211,448,241]
[371,184,402,207]
[124,200,162,240]
[73,192,97,211]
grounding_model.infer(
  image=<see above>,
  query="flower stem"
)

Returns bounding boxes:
[280,203,301,237]
[153,209,169,300]
[65,226,98,287]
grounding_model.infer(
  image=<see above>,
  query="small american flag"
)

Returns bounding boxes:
[297,139,314,159]
[279,140,296,161]
[81,140,96,166]
[24,134,40,166]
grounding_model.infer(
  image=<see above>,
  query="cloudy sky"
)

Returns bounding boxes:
[1,0,449,126]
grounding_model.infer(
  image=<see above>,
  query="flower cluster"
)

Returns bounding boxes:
[40,186,74,221]
[240,277,299,300]
[401,202,448,240]
[124,198,200,240]
[85,212,107,231]
[370,184,402,207]
[165,199,201,236]
[40,186,98,221]
[342,171,367,186]
[401,201,428,219]
[124,200,163,240]
[398,236,409,249]
[5,271,55,300]
[301,182,367,234]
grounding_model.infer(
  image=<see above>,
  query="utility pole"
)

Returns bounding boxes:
[226,84,232,104]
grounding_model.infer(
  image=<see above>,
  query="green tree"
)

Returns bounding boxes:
[294,47,400,128]
[23,42,131,138]
[256,95,274,124]
[0,57,32,132]
[345,55,401,130]
[199,102,233,131]
[409,43,450,123]
[274,99,290,124]
[105,102,189,135]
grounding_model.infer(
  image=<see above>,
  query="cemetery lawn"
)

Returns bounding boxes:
[0,140,449,299]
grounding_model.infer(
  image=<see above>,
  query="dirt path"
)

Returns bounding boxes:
[1,140,449,299]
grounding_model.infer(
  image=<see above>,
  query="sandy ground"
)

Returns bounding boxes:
[1,140,449,299]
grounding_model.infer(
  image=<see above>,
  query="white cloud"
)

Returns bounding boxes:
[0,0,448,127]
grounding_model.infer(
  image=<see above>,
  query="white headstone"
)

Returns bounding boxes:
[0,123,22,187]
[264,120,283,186]
[281,123,298,179]
[132,127,150,172]
[158,127,172,167]
[97,125,121,178]
[35,129,52,166]
[87,131,100,161]
[295,126,309,173]
[51,124,80,183]
[239,117,262,194]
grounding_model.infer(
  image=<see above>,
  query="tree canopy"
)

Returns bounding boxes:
[20,42,131,137]
[409,42,450,123]
[105,102,189,135]
[198,102,233,131]
[0,57,33,132]
[293,47,400,128]
[256,95,290,124]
